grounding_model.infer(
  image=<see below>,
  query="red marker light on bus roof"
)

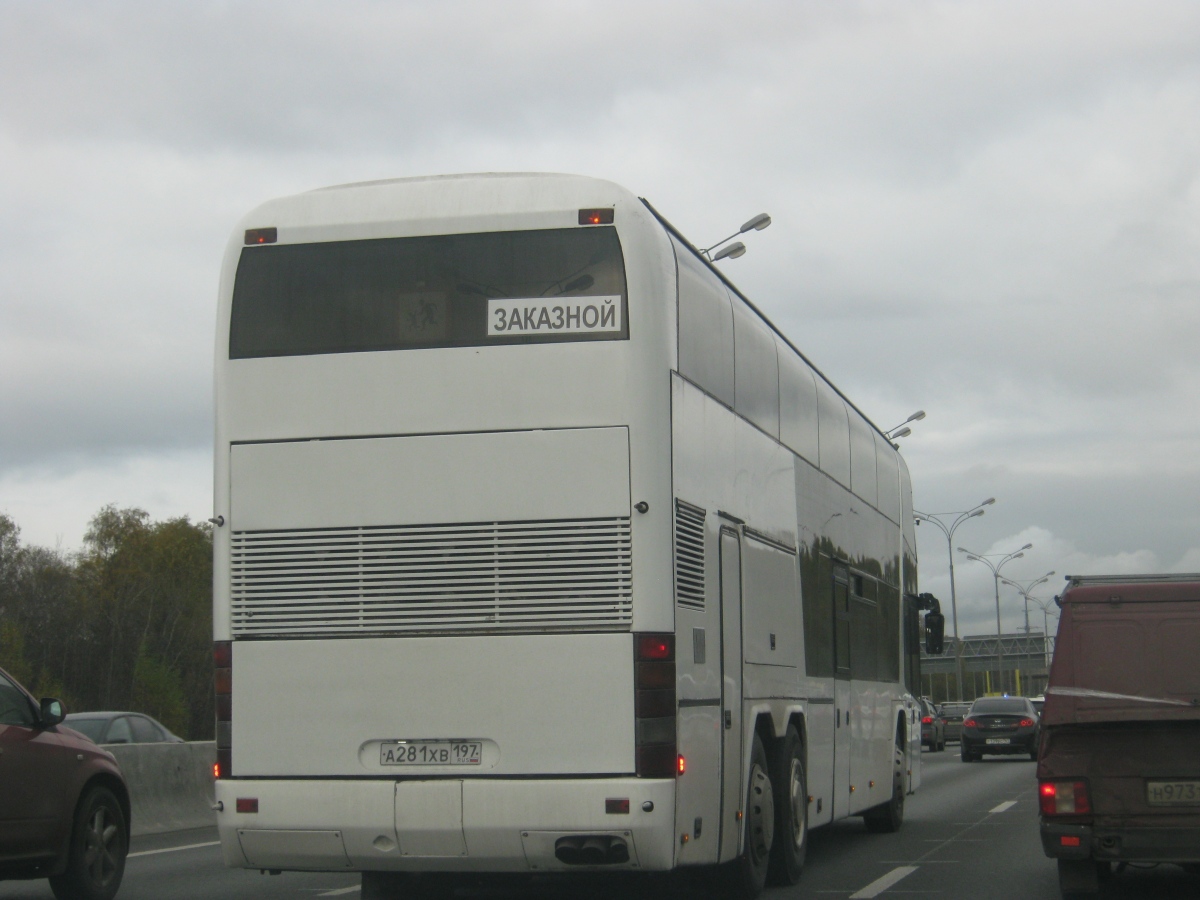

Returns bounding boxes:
[244,227,277,245]
[578,208,614,225]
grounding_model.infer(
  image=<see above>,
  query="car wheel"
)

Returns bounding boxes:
[49,786,127,900]
[767,726,807,886]
[721,733,773,899]
[960,743,975,763]
[863,740,905,833]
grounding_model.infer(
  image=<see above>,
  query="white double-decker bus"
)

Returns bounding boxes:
[211,173,943,898]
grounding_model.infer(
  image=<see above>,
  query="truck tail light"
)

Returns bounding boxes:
[214,641,232,779]
[1040,780,1092,816]
[634,633,676,778]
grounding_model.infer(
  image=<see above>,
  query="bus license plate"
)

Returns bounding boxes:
[380,741,482,766]
[985,738,1010,745]
[1147,780,1200,806]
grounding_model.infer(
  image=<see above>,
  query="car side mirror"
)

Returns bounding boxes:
[924,612,945,655]
[40,698,66,727]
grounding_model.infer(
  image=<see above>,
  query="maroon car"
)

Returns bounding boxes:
[0,666,131,900]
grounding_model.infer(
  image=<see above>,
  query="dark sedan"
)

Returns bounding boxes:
[960,696,1040,761]
[939,701,972,743]
[0,666,131,899]
[919,698,946,751]
[63,711,184,745]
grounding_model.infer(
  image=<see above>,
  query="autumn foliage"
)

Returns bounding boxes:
[0,506,213,740]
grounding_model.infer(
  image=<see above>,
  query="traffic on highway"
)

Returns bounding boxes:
[4,751,1199,900]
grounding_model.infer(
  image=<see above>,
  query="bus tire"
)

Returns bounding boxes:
[863,742,905,834]
[767,726,807,886]
[723,733,773,899]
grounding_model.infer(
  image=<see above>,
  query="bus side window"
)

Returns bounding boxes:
[816,382,851,488]
[875,432,900,524]
[779,342,819,464]
[804,545,835,678]
[732,302,779,439]
[674,237,734,408]
[833,563,851,677]
[848,412,877,507]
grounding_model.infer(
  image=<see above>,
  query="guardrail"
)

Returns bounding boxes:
[104,741,216,836]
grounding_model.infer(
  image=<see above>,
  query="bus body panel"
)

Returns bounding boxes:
[230,427,631,531]
[215,776,676,872]
[231,634,635,777]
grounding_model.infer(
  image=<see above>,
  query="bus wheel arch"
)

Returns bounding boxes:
[863,716,907,833]
[766,718,808,886]
[723,730,774,899]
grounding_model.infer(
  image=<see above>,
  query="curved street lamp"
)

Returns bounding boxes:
[913,497,995,700]
[1026,594,1061,671]
[884,410,926,440]
[701,212,772,261]
[1001,571,1056,634]
[960,544,1033,694]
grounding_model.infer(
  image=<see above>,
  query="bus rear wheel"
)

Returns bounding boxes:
[863,739,905,834]
[723,733,773,899]
[767,726,807,886]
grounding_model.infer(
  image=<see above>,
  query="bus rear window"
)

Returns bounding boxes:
[229,227,627,358]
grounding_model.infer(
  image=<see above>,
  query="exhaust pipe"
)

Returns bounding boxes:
[554,835,630,865]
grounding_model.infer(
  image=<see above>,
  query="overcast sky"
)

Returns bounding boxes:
[2,1,1198,638]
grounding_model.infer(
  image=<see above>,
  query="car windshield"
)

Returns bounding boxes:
[970,698,1029,715]
[65,717,108,741]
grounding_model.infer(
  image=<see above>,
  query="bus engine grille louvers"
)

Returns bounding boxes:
[229,518,632,637]
[674,499,706,610]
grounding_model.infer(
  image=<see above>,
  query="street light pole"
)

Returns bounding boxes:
[1001,571,1056,634]
[1027,595,1060,672]
[914,498,995,701]
[961,544,1032,695]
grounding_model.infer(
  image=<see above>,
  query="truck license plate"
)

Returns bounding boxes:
[1146,780,1200,806]
[380,741,482,766]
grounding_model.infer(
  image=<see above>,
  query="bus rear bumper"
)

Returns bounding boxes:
[215,777,677,873]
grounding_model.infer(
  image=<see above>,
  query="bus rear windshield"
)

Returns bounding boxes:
[229,227,628,358]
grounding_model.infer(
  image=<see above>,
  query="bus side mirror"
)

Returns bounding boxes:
[924,613,945,656]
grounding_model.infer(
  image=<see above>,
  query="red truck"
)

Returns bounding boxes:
[1037,574,1200,897]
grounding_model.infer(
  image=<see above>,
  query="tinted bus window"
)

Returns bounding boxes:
[733,303,779,438]
[230,227,627,358]
[816,382,851,487]
[849,412,877,506]
[674,237,734,407]
[779,343,819,463]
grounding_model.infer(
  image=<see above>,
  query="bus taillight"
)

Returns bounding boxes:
[214,640,232,779]
[634,633,676,778]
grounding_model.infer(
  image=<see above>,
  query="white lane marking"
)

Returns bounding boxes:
[128,840,221,858]
[989,800,1017,813]
[849,866,918,899]
[319,887,360,897]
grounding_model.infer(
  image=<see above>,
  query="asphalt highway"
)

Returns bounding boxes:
[3,751,1196,899]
